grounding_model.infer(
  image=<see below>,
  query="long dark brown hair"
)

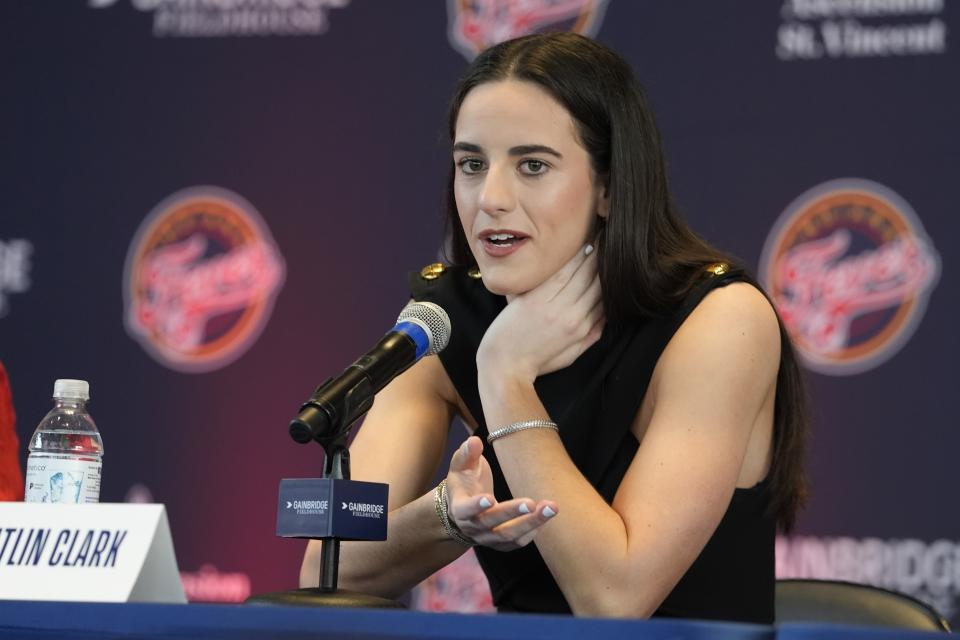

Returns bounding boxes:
[443,32,807,531]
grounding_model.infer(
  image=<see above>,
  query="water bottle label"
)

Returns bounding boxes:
[24,455,102,504]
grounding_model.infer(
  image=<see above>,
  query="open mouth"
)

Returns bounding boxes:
[481,231,529,249]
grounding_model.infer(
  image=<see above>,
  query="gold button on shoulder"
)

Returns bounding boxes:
[467,266,482,280]
[704,262,729,277]
[420,262,447,280]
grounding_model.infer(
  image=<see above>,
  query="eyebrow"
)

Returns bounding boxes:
[452,142,563,159]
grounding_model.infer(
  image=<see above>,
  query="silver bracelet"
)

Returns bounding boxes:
[434,479,474,547]
[486,419,559,444]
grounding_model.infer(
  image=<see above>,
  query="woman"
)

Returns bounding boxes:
[301,33,807,623]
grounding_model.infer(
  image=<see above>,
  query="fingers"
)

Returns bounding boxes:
[446,436,497,520]
[447,435,483,474]
[459,499,560,551]
[559,245,599,301]
[538,243,595,301]
[473,500,559,550]
[583,289,604,331]
[445,439,559,550]
[452,492,499,521]
[570,274,602,320]
[556,282,605,354]
[579,305,606,353]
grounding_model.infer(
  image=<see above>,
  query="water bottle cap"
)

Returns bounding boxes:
[53,379,90,401]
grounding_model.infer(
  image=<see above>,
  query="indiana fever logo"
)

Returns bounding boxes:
[447,0,611,60]
[123,187,285,373]
[760,179,940,376]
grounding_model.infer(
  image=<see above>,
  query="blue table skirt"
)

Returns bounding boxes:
[0,601,950,640]
[0,600,769,640]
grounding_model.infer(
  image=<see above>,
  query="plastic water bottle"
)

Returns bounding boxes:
[24,379,103,503]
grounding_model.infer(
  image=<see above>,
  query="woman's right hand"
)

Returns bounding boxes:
[444,435,559,551]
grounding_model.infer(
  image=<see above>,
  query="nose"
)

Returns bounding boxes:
[477,164,515,216]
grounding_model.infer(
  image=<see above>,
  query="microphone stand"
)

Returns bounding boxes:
[247,386,403,608]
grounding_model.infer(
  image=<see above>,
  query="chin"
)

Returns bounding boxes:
[481,279,517,297]
[478,268,540,298]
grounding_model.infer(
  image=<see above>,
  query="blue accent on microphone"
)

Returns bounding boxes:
[393,321,430,359]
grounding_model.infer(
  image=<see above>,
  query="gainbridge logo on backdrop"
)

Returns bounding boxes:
[447,0,611,60]
[88,0,351,38]
[777,536,960,623]
[123,186,285,373]
[760,178,940,376]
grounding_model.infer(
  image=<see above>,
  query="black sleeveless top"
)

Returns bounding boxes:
[409,264,775,624]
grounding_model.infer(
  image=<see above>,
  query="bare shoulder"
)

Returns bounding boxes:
[692,282,780,345]
[655,281,781,401]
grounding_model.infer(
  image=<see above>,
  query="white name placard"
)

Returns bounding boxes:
[0,503,186,603]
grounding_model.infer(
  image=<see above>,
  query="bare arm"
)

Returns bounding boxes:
[300,345,559,597]
[300,355,465,596]
[469,249,780,616]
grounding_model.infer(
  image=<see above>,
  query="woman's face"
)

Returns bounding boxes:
[453,79,607,297]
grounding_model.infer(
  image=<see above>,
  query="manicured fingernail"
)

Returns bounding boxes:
[543,506,557,518]
[518,502,530,515]
[584,244,594,255]
[460,440,469,455]
[479,497,493,509]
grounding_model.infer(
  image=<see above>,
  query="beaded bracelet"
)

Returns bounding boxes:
[486,419,559,444]
[434,479,474,547]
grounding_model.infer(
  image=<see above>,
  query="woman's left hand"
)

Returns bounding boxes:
[477,244,604,382]
[446,436,559,551]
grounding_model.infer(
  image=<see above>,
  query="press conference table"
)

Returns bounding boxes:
[0,600,947,640]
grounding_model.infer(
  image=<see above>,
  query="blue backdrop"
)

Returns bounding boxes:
[1,0,956,623]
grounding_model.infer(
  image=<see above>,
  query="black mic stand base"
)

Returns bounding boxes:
[246,588,405,608]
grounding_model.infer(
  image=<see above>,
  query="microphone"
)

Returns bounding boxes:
[289,301,451,444]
